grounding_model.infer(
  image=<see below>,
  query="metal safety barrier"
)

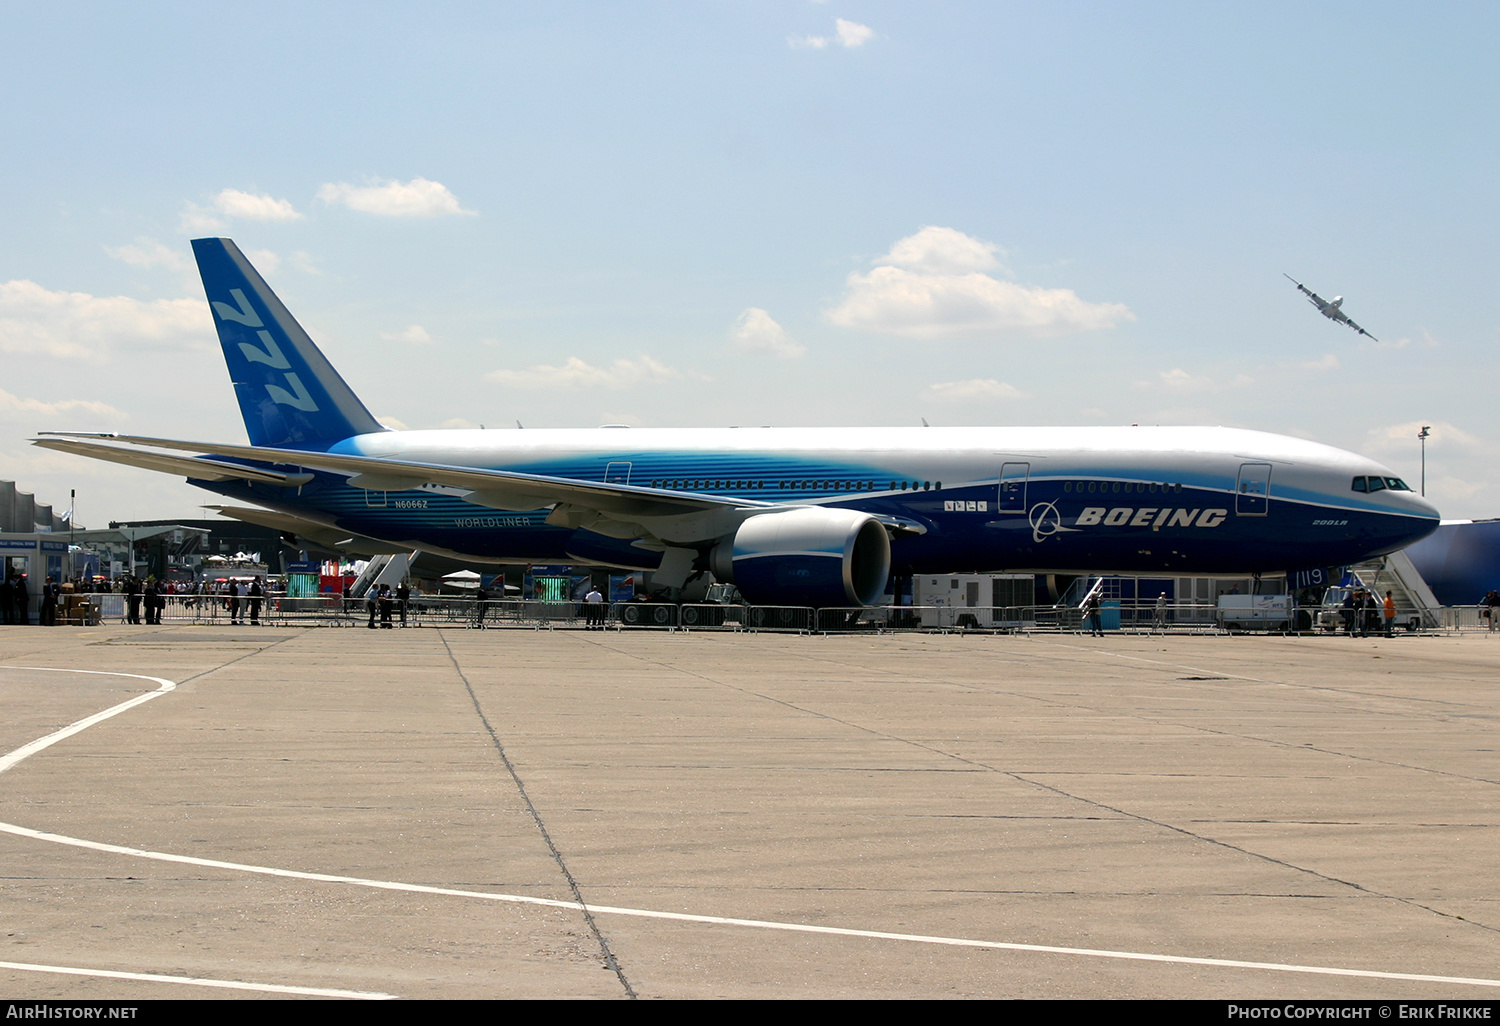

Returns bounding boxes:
[63,593,1500,637]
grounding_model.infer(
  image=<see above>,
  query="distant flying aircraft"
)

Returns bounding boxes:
[1284,274,1377,340]
[33,240,1436,607]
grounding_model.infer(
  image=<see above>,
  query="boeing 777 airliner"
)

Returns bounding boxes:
[36,239,1439,606]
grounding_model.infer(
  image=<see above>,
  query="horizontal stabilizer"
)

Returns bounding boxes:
[33,437,313,486]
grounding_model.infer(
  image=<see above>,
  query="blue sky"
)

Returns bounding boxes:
[2,2,1496,523]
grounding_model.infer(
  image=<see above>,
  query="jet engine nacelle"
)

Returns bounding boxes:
[710,506,892,607]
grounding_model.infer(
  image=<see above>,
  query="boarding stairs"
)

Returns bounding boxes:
[348,551,418,597]
[1344,549,1442,629]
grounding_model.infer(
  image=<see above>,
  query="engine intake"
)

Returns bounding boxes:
[711,507,891,607]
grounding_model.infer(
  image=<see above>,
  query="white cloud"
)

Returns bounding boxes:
[177,189,300,233]
[1134,368,1254,393]
[826,227,1132,338]
[1297,353,1340,372]
[380,324,436,345]
[317,177,475,218]
[0,387,122,419]
[0,281,209,359]
[485,355,679,390]
[791,18,875,49]
[731,308,805,359]
[1360,330,1439,351]
[375,415,409,431]
[244,248,280,275]
[1367,421,1480,454]
[213,188,302,222]
[925,378,1029,401]
[105,238,191,273]
[1430,476,1484,501]
[880,226,1004,275]
[836,18,875,47]
[178,203,227,234]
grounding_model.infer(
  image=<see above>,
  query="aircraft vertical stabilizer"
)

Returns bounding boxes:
[192,238,385,449]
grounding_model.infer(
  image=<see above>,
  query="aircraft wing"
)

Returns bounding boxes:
[33,431,767,518]
[206,504,398,552]
[1344,318,1375,340]
[1284,273,1333,313]
[1283,273,1318,301]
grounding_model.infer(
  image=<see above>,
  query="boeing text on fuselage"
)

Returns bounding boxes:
[34,239,1438,607]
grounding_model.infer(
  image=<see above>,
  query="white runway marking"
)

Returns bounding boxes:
[4,665,1498,992]
[0,959,395,999]
[3,817,1496,989]
[0,666,175,776]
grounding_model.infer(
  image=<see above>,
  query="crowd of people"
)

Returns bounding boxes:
[363,582,412,629]
[1337,588,1399,637]
[0,573,281,626]
[8,571,1500,634]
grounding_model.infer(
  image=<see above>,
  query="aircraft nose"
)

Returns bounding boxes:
[1388,493,1441,547]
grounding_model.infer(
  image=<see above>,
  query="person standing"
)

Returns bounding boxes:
[1383,590,1397,637]
[1085,591,1104,637]
[1153,592,1168,631]
[584,585,604,630]
[378,584,393,628]
[474,583,488,629]
[15,574,30,625]
[248,579,263,626]
[227,580,241,625]
[366,585,378,629]
[40,577,57,627]
[0,575,12,626]
[144,578,159,626]
[126,576,142,625]
[396,581,410,627]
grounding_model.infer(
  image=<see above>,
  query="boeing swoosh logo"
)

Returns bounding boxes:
[1028,501,1079,543]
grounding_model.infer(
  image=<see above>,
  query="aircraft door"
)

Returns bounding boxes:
[1236,463,1272,516]
[998,462,1030,513]
[605,461,632,485]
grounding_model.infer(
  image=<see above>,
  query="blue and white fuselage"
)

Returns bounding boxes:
[36,239,1439,606]
[318,424,1436,576]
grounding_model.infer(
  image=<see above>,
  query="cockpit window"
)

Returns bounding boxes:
[1353,475,1408,493]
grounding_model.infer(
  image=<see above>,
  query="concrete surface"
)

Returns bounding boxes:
[1,624,1497,999]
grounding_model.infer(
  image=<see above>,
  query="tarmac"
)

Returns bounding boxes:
[1,623,1498,1000]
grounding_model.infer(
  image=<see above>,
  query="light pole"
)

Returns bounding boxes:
[1418,425,1431,496]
